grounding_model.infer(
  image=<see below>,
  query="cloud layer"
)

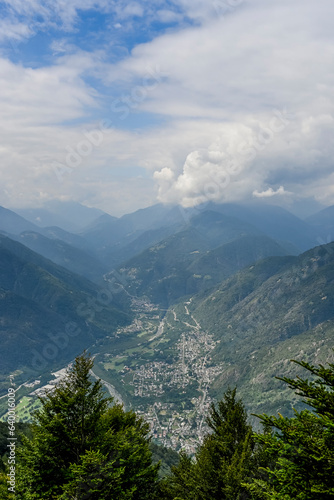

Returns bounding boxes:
[0,0,333,215]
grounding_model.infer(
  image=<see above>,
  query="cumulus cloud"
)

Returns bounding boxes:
[125,0,334,209]
[153,167,174,181]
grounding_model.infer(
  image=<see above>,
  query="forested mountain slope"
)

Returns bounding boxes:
[183,242,334,416]
[0,235,130,375]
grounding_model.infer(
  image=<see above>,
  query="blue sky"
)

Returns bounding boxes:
[0,0,333,216]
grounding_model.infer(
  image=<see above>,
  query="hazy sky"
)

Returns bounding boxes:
[0,0,333,216]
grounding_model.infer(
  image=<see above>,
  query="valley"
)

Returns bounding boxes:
[99,301,223,453]
[2,296,223,452]
[1,201,334,453]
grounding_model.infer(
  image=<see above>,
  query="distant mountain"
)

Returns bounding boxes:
[103,223,183,268]
[187,234,289,278]
[16,201,106,233]
[205,202,319,252]
[306,205,334,244]
[118,204,185,232]
[43,226,90,251]
[0,205,109,280]
[118,210,289,306]
[81,213,118,235]
[80,204,186,264]
[0,235,130,376]
[15,231,107,283]
[0,206,42,235]
[81,204,178,245]
[15,207,76,232]
[90,200,322,270]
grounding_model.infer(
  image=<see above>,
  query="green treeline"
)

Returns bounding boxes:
[1,352,334,499]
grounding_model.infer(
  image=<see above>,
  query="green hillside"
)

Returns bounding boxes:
[192,243,334,353]
[0,235,131,378]
[186,242,334,417]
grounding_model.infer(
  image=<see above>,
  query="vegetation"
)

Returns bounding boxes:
[2,205,334,498]
[0,234,130,375]
[161,388,256,499]
[149,442,180,478]
[16,352,159,499]
[186,242,334,417]
[159,356,334,499]
[1,352,333,499]
[247,359,334,499]
[0,422,32,471]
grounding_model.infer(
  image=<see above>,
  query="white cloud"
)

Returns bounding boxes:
[153,167,174,181]
[0,0,201,42]
[0,54,97,126]
[0,0,116,41]
[253,186,291,198]
[1,0,334,214]
[156,10,183,24]
[115,2,144,19]
[111,0,334,208]
[0,20,33,42]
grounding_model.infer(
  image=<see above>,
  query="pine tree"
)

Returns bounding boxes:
[166,388,255,499]
[247,358,334,499]
[17,352,159,499]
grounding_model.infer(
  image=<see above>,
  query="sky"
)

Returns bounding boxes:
[0,0,333,217]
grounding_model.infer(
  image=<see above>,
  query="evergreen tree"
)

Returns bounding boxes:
[166,388,255,499]
[17,352,159,499]
[247,359,334,499]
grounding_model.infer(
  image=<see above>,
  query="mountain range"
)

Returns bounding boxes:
[0,200,334,443]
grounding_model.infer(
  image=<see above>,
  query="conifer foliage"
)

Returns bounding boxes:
[17,352,159,499]
[247,359,334,499]
[10,352,334,499]
[163,388,256,499]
